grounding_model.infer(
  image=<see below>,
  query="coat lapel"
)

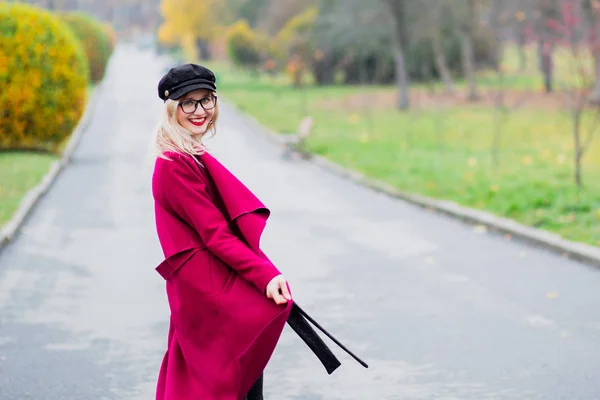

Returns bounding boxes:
[198,151,269,253]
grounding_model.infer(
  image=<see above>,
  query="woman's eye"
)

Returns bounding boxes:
[200,97,211,104]
[182,101,194,106]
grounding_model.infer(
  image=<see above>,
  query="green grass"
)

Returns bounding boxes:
[0,152,58,227]
[205,52,600,246]
[0,85,95,229]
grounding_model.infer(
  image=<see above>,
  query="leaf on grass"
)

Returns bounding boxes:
[473,225,487,233]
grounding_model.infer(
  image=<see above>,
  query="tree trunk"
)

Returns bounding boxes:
[460,32,478,101]
[458,0,478,101]
[490,0,504,74]
[589,52,600,104]
[538,40,553,93]
[385,0,410,110]
[195,39,211,61]
[517,31,527,72]
[573,109,583,188]
[312,54,337,86]
[432,34,455,94]
[393,47,410,110]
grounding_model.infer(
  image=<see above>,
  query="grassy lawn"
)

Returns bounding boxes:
[205,46,600,246]
[0,152,58,227]
[0,85,95,230]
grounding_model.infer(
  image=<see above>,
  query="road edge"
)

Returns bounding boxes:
[223,98,600,267]
[0,82,104,252]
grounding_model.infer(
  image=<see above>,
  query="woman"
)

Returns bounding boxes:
[151,63,293,400]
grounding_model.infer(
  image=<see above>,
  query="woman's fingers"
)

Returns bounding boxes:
[279,280,292,301]
[266,275,291,305]
[268,286,286,304]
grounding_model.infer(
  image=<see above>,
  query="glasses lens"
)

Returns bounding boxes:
[200,96,216,110]
[180,100,197,113]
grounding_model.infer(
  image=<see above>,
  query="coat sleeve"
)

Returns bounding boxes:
[153,154,282,294]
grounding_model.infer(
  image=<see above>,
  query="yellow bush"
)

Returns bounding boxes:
[158,22,179,47]
[60,12,112,83]
[103,23,117,54]
[181,32,199,61]
[226,20,262,68]
[0,3,89,152]
[276,7,318,87]
[277,6,318,46]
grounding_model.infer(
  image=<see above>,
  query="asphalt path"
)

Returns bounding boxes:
[1,44,600,400]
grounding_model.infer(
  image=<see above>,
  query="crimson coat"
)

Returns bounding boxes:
[152,149,293,400]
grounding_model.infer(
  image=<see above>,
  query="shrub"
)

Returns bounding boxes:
[103,23,117,54]
[226,20,263,69]
[60,12,112,83]
[407,25,498,81]
[0,3,89,152]
[277,6,317,57]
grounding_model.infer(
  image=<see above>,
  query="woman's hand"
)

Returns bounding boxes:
[265,275,292,305]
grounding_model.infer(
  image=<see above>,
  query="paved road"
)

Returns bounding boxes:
[2,45,600,400]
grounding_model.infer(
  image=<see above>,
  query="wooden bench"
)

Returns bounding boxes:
[281,116,313,159]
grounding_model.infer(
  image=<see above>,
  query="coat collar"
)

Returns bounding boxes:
[197,150,270,221]
[196,150,270,253]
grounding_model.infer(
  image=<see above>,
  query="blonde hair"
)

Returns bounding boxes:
[151,93,219,159]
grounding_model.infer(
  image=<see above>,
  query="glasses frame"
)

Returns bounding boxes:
[178,95,218,114]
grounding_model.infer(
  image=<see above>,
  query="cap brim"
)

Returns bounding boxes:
[168,83,217,100]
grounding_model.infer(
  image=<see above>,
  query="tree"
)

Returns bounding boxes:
[230,0,270,27]
[159,0,224,60]
[384,0,410,110]
[510,0,536,72]
[226,19,263,70]
[583,0,600,103]
[260,0,316,34]
[535,0,560,93]
[276,6,318,87]
[451,0,480,101]
[552,0,600,188]
[414,0,455,94]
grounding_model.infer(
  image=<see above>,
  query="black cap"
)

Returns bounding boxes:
[158,63,217,101]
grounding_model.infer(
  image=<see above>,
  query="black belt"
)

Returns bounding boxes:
[287,302,369,374]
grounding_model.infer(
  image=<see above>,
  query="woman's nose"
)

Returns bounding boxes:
[193,106,207,116]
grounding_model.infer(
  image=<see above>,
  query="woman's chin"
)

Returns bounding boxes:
[187,126,208,136]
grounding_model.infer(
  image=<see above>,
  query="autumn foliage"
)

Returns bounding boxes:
[226,20,263,68]
[103,23,117,54]
[157,0,223,59]
[0,3,89,152]
[60,12,113,83]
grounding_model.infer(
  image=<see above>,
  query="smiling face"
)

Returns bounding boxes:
[175,89,217,136]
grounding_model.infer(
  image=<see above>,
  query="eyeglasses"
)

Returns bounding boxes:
[178,95,218,114]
